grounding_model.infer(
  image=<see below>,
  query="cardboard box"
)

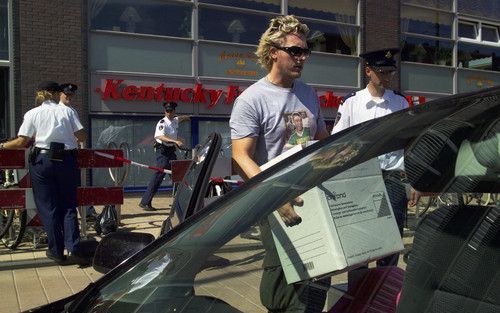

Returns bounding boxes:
[262,145,404,284]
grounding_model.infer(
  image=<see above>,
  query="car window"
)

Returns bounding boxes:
[72,86,500,313]
[170,132,221,224]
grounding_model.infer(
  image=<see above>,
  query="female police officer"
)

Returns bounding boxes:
[0,81,86,264]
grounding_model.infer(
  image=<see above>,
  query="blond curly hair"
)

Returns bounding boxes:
[256,15,309,72]
[35,90,58,105]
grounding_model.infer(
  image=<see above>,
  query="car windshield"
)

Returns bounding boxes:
[72,86,500,313]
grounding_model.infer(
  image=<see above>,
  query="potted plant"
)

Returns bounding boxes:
[436,48,452,66]
[410,44,427,63]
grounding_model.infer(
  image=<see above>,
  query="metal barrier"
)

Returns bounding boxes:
[0,148,125,245]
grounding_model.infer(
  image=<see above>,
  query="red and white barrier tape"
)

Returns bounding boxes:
[94,151,172,174]
[210,177,244,185]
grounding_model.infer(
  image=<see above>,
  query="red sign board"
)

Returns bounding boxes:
[95,79,425,110]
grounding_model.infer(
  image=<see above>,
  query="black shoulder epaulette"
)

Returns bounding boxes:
[394,91,406,99]
[339,91,356,106]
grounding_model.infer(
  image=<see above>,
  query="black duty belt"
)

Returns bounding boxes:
[36,147,78,157]
[154,143,176,149]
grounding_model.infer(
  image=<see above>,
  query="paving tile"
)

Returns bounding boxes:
[36,266,73,303]
[0,250,12,262]
[61,265,101,294]
[0,271,20,313]
[13,268,48,311]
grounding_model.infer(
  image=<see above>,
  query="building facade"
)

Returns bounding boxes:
[2,0,499,190]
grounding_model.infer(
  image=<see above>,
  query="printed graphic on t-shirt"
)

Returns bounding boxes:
[283,110,311,149]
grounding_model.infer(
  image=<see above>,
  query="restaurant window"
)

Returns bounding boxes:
[90,0,192,38]
[198,6,271,44]
[91,116,191,189]
[198,0,280,13]
[402,0,452,11]
[401,3,453,66]
[401,5,453,38]
[458,42,500,72]
[482,25,499,43]
[306,20,357,55]
[289,0,358,56]
[401,37,453,66]
[0,0,8,60]
[457,0,500,21]
[288,0,357,23]
[458,21,478,40]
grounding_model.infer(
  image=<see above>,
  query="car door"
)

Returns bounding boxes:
[161,132,222,235]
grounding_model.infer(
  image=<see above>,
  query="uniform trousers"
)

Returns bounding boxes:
[30,153,80,257]
[377,170,407,267]
[347,170,408,287]
[140,146,177,206]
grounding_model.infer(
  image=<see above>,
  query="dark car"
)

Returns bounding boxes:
[27,86,500,313]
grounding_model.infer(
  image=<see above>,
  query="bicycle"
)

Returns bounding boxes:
[0,169,28,249]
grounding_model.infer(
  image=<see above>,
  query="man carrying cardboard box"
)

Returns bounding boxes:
[230,15,329,313]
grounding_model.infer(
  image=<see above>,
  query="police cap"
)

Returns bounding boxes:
[163,101,178,111]
[60,83,78,95]
[37,80,62,92]
[360,48,400,70]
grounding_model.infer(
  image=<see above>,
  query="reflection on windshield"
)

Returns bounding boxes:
[88,249,184,313]
[129,252,172,293]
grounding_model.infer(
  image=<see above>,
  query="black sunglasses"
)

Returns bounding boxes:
[273,45,311,58]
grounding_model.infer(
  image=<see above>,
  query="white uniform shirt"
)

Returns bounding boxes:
[18,100,84,150]
[331,88,409,170]
[154,116,179,145]
[59,101,83,128]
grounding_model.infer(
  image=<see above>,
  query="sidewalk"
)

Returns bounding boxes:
[0,193,172,313]
[0,192,419,313]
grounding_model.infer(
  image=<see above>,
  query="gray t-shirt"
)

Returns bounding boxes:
[230,77,326,166]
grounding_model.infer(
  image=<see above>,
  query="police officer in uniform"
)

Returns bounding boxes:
[0,81,86,264]
[59,83,78,107]
[139,101,190,211]
[332,48,418,267]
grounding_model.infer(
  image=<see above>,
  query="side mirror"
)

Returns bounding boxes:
[93,232,155,273]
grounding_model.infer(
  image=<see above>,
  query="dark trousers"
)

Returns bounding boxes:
[377,171,407,267]
[140,147,177,206]
[30,154,80,257]
[348,170,408,288]
[259,218,328,313]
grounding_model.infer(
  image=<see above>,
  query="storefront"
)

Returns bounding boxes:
[88,0,360,190]
[5,0,499,191]
[400,0,500,100]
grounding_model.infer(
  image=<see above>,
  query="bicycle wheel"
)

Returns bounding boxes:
[0,209,14,239]
[1,208,27,250]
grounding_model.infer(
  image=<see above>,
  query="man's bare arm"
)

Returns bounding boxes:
[232,136,302,226]
[231,137,260,181]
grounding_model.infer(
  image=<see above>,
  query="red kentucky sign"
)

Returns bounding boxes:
[96,79,240,109]
[95,79,425,110]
